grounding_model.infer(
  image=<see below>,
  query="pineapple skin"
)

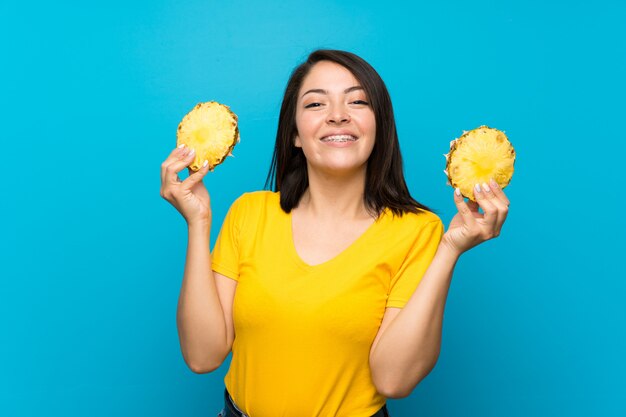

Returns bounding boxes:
[445,126,515,201]
[176,102,240,171]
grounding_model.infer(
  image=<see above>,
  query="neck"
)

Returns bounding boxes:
[298,165,372,221]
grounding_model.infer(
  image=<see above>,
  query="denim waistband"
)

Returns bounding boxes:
[219,388,390,417]
[221,388,249,417]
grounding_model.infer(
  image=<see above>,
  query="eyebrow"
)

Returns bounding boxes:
[301,86,364,98]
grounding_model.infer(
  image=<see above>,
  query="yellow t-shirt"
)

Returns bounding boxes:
[211,191,443,417]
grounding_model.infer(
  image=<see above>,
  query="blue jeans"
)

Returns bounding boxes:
[217,388,390,417]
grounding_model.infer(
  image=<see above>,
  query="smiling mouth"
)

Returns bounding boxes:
[320,134,358,143]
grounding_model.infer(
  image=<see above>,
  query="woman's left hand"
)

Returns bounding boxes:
[441,179,510,257]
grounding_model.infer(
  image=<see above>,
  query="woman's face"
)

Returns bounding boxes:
[294,61,376,178]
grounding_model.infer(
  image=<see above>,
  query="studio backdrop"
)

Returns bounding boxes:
[1,1,624,416]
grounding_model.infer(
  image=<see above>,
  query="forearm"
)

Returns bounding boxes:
[370,244,459,397]
[176,222,228,372]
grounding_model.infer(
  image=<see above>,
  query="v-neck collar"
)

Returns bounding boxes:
[285,208,388,271]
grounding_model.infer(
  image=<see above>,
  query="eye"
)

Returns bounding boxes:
[351,100,369,106]
[304,102,323,109]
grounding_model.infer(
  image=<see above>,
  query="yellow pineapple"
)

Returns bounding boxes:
[176,101,240,171]
[444,126,515,201]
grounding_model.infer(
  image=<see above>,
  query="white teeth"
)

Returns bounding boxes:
[321,134,357,142]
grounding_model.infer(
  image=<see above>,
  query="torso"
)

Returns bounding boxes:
[211,191,443,416]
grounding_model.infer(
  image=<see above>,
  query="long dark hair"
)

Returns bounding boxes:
[265,49,432,217]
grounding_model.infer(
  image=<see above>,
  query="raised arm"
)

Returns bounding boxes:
[160,145,236,373]
[178,223,237,373]
[370,180,510,397]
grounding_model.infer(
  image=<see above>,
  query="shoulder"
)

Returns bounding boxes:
[230,191,280,217]
[231,190,279,210]
[377,209,444,248]
[381,208,443,231]
[234,190,279,205]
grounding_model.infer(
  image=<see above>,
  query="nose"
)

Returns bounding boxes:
[326,104,351,125]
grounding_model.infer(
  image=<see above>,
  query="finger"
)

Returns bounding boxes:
[160,144,188,184]
[489,179,510,207]
[482,181,509,233]
[467,200,480,214]
[163,148,197,184]
[182,159,210,188]
[453,188,477,227]
[473,183,498,228]
[465,200,483,220]
[164,144,187,164]
[481,181,508,212]
[486,180,510,234]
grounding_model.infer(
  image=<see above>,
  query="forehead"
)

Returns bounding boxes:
[299,61,361,92]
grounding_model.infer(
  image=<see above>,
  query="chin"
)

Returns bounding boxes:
[313,160,368,177]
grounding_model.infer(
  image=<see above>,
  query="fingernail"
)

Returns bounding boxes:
[202,160,208,167]
[188,148,196,156]
[455,188,461,196]
[474,183,482,193]
[489,178,498,188]
[482,182,491,192]
[177,143,185,149]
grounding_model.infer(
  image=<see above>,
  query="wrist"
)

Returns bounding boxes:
[187,219,211,236]
[437,238,463,263]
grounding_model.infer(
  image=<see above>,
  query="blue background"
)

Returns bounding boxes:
[1,0,624,416]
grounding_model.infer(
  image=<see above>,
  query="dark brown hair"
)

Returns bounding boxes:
[265,49,432,217]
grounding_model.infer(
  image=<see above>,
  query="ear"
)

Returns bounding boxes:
[294,135,302,148]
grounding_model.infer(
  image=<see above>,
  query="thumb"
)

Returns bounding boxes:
[453,188,477,228]
[182,160,211,188]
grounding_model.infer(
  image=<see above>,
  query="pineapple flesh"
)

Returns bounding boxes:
[445,126,515,201]
[176,102,240,171]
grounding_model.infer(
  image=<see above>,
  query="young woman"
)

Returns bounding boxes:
[160,50,510,417]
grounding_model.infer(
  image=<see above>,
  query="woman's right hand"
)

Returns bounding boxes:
[160,145,212,226]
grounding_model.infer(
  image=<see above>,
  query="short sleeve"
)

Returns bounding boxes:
[386,218,444,308]
[211,194,248,281]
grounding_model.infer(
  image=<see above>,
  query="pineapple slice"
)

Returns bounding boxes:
[445,126,515,201]
[176,102,240,171]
